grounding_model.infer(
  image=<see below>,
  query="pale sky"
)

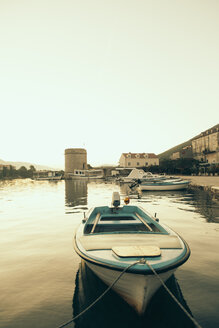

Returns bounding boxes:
[0,0,218,168]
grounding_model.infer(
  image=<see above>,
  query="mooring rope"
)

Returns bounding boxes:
[144,259,202,328]
[57,258,202,328]
[57,259,142,328]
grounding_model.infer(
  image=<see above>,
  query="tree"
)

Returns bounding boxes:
[18,166,28,178]
[29,165,36,171]
[28,165,36,178]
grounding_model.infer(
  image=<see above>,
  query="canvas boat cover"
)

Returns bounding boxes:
[112,245,161,257]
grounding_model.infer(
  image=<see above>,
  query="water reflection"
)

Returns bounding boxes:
[120,183,188,201]
[65,180,88,213]
[120,183,219,223]
[72,261,195,328]
[188,189,219,223]
[1,179,218,327]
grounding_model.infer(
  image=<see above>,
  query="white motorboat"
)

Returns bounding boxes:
[33,171,62,181]
[66,169,104,180]
[121,169,148,182]
[74,193,190,314]
[139,179,190,191]
[121,169,180,185]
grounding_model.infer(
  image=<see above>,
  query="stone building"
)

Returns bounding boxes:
[65,148,87,177]
[192,124,219,164]
[170,146,193,160]
[119,153,159,168]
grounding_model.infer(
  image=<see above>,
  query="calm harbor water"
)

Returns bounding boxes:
[0,179,219,328]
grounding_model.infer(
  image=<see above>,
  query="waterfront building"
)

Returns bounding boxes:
[171,146,193,160]
[192,124,219,164]
[119,153,159,168]
[65,148,87,178]
[64,148,104,179]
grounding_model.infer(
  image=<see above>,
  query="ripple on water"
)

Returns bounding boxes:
[0,179,218,328]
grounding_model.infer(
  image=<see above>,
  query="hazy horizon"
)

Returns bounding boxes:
[1,1,218,168]
[0,122,216,169]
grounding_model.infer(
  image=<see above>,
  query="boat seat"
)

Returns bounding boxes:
[79,234,182,251]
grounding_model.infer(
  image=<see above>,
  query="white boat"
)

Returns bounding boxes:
[139,179,190,191]
[66,169,104,180]
[33,171,62,181]
[121,169,177,184]
[74,261,193,327]
[74,193,190,314]
[121,169,147,182]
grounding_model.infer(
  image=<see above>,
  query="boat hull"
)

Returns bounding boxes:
[86,261,175,314]
[34,176,62,181]
[140,182,189,191]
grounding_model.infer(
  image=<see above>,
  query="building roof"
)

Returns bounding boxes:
[193,124,219,141]
[121,153,158,159]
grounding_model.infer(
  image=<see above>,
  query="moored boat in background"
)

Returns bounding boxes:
[119,168,185,187]
[139,179,190,191]
[65,169,104,179]
[33,171,63,181]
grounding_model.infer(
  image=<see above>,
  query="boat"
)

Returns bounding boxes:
[139,178,190,191]
[120,168,181,184]
[73,192,190,315]
[66,169,104,180]
[73,261,194,328]
[120,169,147,183]
[33,171,63,181]
[120,169,165,183]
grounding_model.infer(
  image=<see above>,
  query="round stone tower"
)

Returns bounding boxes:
[65,148,87,174]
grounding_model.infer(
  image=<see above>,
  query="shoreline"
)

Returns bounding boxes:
[178,175,219,196]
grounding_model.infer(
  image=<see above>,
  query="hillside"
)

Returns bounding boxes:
[158,140,192,160]
[158,123,219,160]
[0,159,54,171]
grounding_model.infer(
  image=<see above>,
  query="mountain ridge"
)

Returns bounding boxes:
[158,140,192,159]
[0,159,55,171]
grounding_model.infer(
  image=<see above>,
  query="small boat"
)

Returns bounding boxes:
[66,169,104,180]
[120,169,182,185]
[121,169,147,183]
[73,261,194,328]
[73,192,190,314]
[139,179,190,191]
[33,171,63,181]
[121,169,167,183]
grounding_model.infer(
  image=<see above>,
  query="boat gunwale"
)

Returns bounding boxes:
[140,180,190,186]
[83,205,168,235]
[73,232,190,275]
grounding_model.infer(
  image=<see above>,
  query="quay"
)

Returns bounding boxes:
[179,175,219,196]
